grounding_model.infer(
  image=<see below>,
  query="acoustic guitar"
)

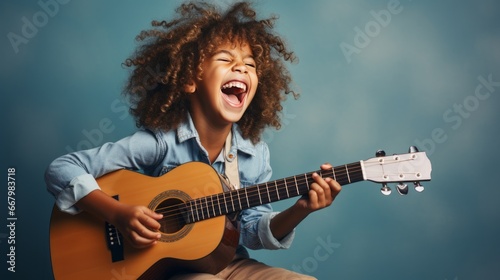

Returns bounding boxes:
[49,148,432,279]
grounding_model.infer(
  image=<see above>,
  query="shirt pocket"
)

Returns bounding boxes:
[158,164,180,176]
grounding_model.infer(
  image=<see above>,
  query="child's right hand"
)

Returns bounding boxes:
[76,189,163,249]
[109,204,163,248]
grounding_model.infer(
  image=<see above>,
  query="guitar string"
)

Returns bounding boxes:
[154,157,418,223]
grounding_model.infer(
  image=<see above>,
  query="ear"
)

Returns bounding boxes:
[184,80,196,94]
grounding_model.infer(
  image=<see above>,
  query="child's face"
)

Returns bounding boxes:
[189,41,258,128]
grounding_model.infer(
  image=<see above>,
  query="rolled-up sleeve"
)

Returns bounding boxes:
[54,174,100,214]
[44,129,163,214]
[240,206,295,250]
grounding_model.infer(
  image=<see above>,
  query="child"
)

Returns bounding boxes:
[45,1,341,279]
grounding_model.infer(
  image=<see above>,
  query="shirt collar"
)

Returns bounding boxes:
[176,112,199,143]
[176,112,257,157]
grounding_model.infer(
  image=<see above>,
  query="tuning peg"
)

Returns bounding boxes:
[413,182,424,192]
[396,183,408,195]
[377,150,389,195]
[376,150,386,157]
[409,146,425,192]
[408,146,419,153]
[380,183,392,195]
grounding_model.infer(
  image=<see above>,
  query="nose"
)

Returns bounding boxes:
[232,61,248,74]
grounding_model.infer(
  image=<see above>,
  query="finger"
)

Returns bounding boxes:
[136,216,162,238]
[312,172,330,199]
[310,175,329,208]
[326,178,342,197]
[320,163,333,169]
[144,207,163,220]
[307,188,319,208]
[132,219,162,241]
[128,230,160,248]
[141,208,163,230]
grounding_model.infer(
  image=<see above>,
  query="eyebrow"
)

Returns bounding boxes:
[213,49,254,60]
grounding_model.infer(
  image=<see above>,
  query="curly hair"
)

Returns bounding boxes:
[123,1,297,143]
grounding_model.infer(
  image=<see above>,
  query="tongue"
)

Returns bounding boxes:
[225,94,239,104]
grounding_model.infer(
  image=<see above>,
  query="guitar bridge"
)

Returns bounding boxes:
[105,195,124,262]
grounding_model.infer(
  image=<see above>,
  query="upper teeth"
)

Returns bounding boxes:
[222,81,246,91]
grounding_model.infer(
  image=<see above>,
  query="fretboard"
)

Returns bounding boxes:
[184,162,363,224]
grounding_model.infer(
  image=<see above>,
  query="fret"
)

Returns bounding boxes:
[244,187,250,208]
[245,186,256,208]
[210,195,216,217]
[275,181,280,201]
[229,191,237,213]
[196,198,202,221]
[235,188,242,211]
[206,196,212,218]
[222,191,229,215]
[205,197,211,219]
[257,186,264,206]
[266,181,277,202]
[224,191,235,213]
[189,201,195,224]
[293,176,299,197]
[284,177,291,198]
[194,199,200,222]
[266,182,271,203]
[200,197,207,220]
[333,166,345,185]
[216,193,222,216]
[303,173,310,192]
[345,164,351,184]
[257,184,263,205]
[194,199,201,221]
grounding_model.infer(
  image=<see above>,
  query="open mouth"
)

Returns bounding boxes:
[221,80,247,106]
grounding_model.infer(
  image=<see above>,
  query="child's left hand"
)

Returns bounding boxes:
[270,163,342,240]
[295,163,342,213]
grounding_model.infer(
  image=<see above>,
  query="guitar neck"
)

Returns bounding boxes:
[184,162,363,223]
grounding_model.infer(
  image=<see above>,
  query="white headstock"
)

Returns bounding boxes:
[360,148,432,195]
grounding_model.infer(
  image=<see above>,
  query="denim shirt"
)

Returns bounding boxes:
[45,114,294,251]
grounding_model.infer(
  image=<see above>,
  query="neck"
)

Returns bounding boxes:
[190,112,232,163]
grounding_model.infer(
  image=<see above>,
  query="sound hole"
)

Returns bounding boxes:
[156,198,186,234]
[149,189,193,242]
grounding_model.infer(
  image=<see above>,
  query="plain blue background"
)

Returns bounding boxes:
[1,0,499,279]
